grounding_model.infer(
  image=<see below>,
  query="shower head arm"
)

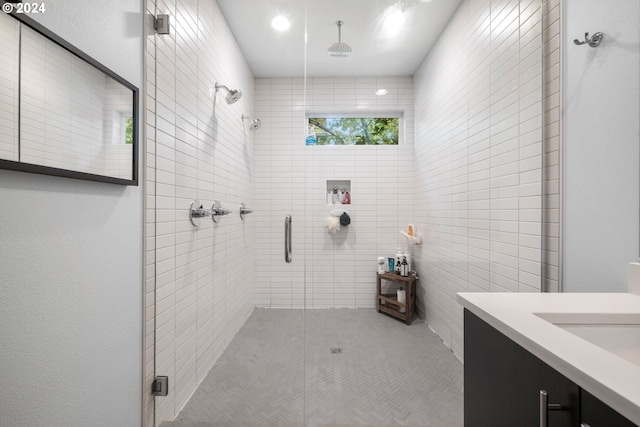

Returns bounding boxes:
[215,83,230,93]
[215,82,242,104]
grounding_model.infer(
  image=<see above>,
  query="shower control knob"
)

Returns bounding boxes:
[211,201,231,223]
[239,202,253,220]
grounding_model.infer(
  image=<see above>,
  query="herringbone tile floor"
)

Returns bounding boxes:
[166,309,463,427]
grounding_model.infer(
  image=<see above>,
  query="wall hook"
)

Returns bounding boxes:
[574,32,603,48]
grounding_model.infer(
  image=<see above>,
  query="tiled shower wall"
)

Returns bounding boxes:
[542,0,561,294]
[142,0,562,422]
[143,0,256,424]
[254,77,415,309]
[413,0,550,359]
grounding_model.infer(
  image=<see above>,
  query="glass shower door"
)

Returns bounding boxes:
[302,0,545,425]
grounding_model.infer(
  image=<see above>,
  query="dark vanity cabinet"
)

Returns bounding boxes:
[580,389,637,427]
[464,309,637,427]
[464,310,579,426]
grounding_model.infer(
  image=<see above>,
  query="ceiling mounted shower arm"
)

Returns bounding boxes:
[328,20,352,57]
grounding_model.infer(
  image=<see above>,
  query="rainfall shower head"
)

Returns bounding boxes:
[215,83,243,104]
[242,114,262,132]
[328,21,352,58]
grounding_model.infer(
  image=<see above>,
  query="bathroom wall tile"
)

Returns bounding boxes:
[144,0,255,423]
[254,76,414,309]
[413,0,551,361]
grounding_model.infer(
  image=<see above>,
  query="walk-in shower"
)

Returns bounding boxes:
[215,82,242,104]
[147,0,546,425]
[242,114,261,132]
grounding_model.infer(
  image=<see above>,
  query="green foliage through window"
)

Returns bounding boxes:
[308,117,399,145]
[125,117,134,145]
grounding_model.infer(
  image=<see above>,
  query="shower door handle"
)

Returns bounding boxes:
[284,215,292,263]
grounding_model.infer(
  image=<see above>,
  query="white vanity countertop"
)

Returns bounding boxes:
[457,292,640,425]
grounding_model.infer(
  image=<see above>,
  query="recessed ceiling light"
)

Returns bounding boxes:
[375,89,388,96]
[271,16,290,32]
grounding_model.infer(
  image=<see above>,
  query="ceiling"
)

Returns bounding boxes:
[217,0,463,78]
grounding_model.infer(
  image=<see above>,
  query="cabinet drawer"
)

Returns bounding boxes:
[464,310,580,427]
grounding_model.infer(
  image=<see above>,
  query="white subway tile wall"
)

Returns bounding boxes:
[144,0,256,424]
[0,13,19,162]
[253,76,415,309]
[413,0,545,359]
[142,0,562,423]
[542,0,561,293]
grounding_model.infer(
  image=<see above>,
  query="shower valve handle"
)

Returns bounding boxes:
[212,207,231,216]
[211,201,231,223]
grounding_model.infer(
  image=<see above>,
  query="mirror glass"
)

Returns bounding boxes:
[0,12,138,185]
[0,12,19,162]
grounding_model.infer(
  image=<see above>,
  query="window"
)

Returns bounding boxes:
[124,117,134,144]
[307,114,401,145]
[111,111,134,145]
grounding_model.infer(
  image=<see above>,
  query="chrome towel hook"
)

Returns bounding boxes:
[574,32,603,48]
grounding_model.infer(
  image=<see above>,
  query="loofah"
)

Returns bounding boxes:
[339,212,351,227]
[326,216,341,234]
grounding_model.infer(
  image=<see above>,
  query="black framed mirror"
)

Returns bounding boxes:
[0,10,139,185]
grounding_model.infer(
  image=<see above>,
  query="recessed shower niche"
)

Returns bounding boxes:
[326,180,351,205]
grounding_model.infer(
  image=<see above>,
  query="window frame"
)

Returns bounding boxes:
[305,110,405,146]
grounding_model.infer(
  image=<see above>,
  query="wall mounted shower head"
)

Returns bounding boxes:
[215,83,243,104]
[242,114,262,132]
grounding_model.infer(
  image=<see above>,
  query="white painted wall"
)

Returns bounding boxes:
[144,0,256,424]
[413,0,544,358]
[254,76,415,309]
[563,0,640,292]
[0,0,142,426]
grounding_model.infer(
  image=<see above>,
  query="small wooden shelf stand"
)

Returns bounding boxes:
[376,272,417,325]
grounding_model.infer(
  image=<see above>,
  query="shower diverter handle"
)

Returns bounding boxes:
[211,201,231,223]
[239,203,253,220]
[212,207,231,215]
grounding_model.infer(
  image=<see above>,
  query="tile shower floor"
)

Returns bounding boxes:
[163,308,463,427]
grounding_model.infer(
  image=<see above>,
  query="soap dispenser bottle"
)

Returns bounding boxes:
[305,125,317,146]
[395,247,402,275]
[401,256,409,277]
[403,248,412,272]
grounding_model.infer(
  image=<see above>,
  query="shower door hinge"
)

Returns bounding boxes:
[153,14,170,35]
[152,376,169,397]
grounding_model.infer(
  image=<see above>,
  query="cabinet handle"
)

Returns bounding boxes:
[540,390,563,427]
[540,390,548,427]
[284,215,292,263]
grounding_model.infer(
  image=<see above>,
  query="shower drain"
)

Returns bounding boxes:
[329,347,343,354]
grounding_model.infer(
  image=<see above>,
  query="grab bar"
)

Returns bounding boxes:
[284,215,292,263]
